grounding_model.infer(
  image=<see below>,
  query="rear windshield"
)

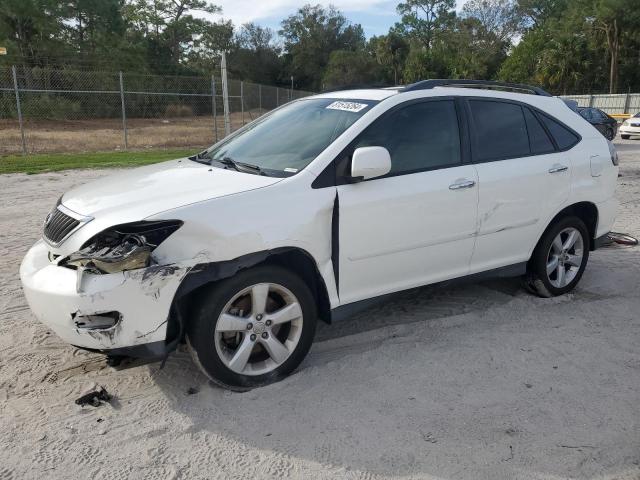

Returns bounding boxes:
[203,98,377,176]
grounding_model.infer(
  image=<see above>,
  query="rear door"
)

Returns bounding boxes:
[467,98,573,273]
[337,98,479,305]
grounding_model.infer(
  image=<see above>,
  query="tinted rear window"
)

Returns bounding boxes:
[524,107,555,154]
[469,100,529,161]
[539,113,580,150]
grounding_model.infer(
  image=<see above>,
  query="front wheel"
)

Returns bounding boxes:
[187,265,317,390]
[524,216,590,298]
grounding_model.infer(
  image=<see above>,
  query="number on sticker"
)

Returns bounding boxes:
[326,101,369,113]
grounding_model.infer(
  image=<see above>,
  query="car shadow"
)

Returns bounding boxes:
[149,262,640,479]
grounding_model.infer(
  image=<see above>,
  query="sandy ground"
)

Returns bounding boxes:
[1,139,640,480]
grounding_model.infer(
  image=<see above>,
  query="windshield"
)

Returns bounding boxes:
[634,112,640,118]
[203,98,377,176]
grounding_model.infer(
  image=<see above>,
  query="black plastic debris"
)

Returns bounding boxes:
[606,232,638,246]
[75,387,111,407]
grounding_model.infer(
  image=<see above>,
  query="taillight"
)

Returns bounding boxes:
[607,140,619,166]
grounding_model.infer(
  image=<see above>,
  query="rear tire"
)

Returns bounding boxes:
[186,265,317,390]
[524,216,590,298]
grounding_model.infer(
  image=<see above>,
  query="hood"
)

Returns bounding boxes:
[62,158,282,219]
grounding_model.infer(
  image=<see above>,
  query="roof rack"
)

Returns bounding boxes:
[401,79,552,97]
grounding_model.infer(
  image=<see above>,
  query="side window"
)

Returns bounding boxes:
[354,100,461,176]
[523,107,555,154]
[539,113,580,150]
[469,100,529,161]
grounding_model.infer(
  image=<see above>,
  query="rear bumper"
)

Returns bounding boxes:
[20,240,189,355]
[595,197,618,239]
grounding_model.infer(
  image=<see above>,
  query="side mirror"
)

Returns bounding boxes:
[350,146,392,182]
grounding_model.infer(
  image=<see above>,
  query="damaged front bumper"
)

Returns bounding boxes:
[20,240,190,355]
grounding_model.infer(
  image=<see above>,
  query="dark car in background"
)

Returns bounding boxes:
[578,107,618,140]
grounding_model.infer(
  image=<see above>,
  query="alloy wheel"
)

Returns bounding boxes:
[546,227,584,288]
[214,283,303,376]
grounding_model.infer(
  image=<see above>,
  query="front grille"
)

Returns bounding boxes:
[631,123,640,127]
[44,207,80,244]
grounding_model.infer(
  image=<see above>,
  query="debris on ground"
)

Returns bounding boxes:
[75,387,111,407]
[605,232,638,246]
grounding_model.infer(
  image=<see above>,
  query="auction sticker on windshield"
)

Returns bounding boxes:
[326,101,369,113]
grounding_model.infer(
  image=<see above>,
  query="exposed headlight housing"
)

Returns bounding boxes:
[62,220,183,274]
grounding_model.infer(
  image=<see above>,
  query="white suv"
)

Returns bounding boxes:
[20,80,619,389]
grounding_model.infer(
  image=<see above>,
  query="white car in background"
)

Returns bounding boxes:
[620,112,640,139]
[20,80,619,390]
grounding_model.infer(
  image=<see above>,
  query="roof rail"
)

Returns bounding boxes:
[401,79,552,97]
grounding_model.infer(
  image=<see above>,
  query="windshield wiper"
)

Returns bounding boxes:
[216,157,267,176]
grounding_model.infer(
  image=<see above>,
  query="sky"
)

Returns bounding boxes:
[210,0,465,38]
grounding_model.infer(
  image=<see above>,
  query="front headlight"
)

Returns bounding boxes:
[62,220,183,274]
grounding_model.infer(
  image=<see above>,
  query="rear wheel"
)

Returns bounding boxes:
[524,216,590,298]
[187,265,317,390]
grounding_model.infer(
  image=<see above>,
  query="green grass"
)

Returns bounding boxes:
[0,149,196,174]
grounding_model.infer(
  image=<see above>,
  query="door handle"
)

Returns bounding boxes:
[449,179,476,190]
[548,164,568,174]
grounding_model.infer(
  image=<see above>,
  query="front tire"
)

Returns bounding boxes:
[524,216,590,298]
[187,265,317,390]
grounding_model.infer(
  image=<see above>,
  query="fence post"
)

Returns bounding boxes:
[119,71,128,150]
[588,94,595,108]
[220,51,231,136]
[211,75,218,142]
[276,88,279,107]
[624,92,631,114]
[12,65,27,155]
[259,84,262,115]
[240,81,244,126]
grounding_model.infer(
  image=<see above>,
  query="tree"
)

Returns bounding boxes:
[369,33,409,85]
[516,0,567,29]
[461,0,521,42]
[0,0,66,65]
[227,23,282,84]
[280,4,365,90]
[394,0,456,49]
[590,0,639,93]
[322,50,381,89]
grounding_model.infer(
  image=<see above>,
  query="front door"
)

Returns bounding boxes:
[337,99,479,305]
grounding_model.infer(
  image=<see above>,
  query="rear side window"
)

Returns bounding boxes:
[523,107,555,154]
[469,100,530,161]
[539,113,580,150]
[354,100,461,176]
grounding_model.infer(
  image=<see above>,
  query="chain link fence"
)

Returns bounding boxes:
[2,66,638,157]
[0,65,313,156]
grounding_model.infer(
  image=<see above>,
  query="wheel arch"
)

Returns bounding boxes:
[538,201,599,253]
[167,247,332,345]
